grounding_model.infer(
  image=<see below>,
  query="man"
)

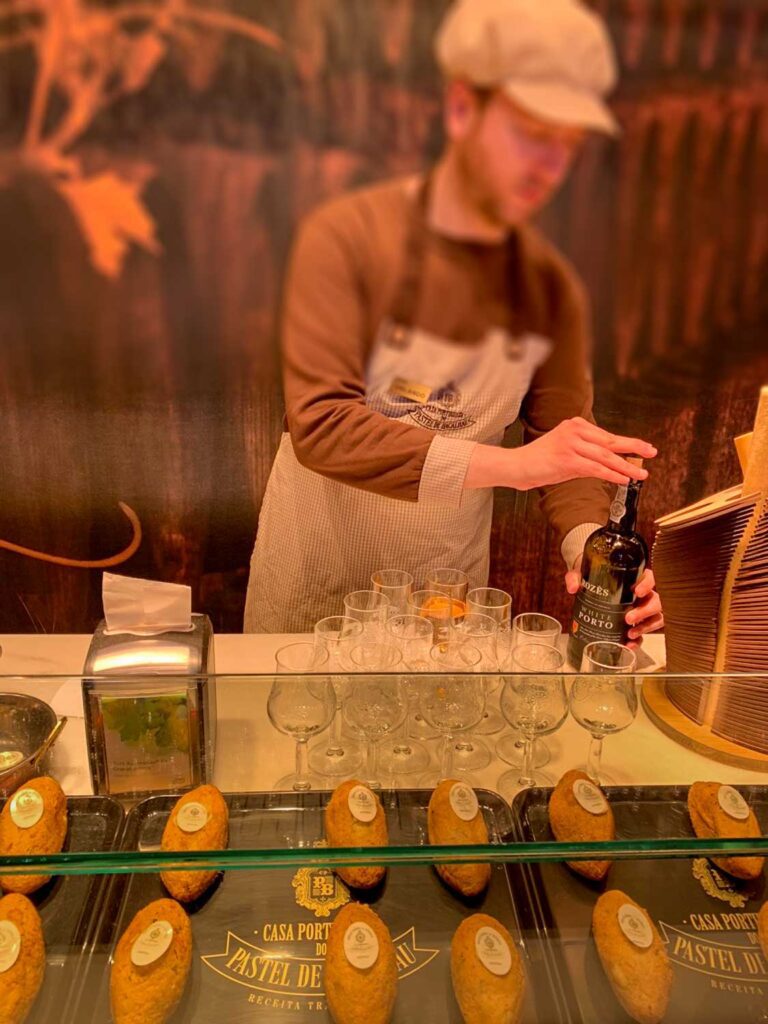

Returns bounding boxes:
[244,0,663,640]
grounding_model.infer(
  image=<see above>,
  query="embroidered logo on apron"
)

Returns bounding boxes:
[406,381,476,430]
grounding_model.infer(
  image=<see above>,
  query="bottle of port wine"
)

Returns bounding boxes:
[566,457,649,669]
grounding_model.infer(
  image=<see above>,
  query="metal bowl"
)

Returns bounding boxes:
[0,693,59,798]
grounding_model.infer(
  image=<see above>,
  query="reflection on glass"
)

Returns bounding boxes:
[343,590,391,641]
[466,588,512,630]
[408,589,462,644]
[419,642,485,787]
[425,568,469,617]
[344,644,406,789]
[308,617,364,777]
[498,643,567,799]
[496,611,561,770]
[571,641,638,785]
[448,612,499,766]
[269,644,334,792]
[371,569,414,616]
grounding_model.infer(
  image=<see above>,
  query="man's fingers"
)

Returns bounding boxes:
[564,569,581,595]
[626,591,662,623]
[577,442,649,482]
[628,613,664,639]
[575,421,657,461]
[573,456,634,486]
[633,569,656,598]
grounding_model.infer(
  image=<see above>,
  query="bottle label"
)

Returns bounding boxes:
[0,921,21,973]
[572,779,609,816]
[570,580,633,653]
[131,920,174,966]
[176,801,209,834]
[609,484,628,524]
[348,785,377,823]
[343,923,379,969]
[10,788,44,829]
[450,783,479,822]
[618,904,653,949]
[475,926,512,976]
[717,785,750,821]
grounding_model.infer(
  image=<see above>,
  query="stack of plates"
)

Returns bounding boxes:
[652,387,768,754]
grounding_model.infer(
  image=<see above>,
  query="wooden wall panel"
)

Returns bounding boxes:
[0,0,765,633]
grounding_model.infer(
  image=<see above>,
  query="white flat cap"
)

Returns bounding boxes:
[435,0,620,135]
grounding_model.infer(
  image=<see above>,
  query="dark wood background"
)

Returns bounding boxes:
[0,0,766,634]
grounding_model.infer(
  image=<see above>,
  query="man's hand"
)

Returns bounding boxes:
[512,417,656,490]
[565,560,664,649]
[625,569,664,646]
[464,417,657,492]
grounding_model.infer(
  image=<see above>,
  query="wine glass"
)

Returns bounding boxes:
[344,643,406,789]
[408,589,461,643]
[308,616,364,777]
[448,612,499,768]
[570,641,638,785]
[377,614,434,771]
[419,642,485,787]
[466,587,512,628]
[386,613,434,670]
[343,590,391,640]
[497,643,567,799]
[268,644,334,792]
[371,569,414,615]
[425,568,469,612]
[496,612,561,769]
[512,612,561,648]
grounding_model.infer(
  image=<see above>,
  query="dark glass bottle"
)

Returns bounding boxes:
[566,460,649,669]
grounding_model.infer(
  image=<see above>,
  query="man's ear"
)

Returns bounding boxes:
[443,80,482,142]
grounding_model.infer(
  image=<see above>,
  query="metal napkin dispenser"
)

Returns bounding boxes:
[82,614,216,802]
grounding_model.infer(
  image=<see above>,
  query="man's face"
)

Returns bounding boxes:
[446,85,587,226]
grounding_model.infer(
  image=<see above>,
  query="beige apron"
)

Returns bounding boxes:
[244,183,552,633]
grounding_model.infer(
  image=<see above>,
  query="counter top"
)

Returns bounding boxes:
[1,633,763,798]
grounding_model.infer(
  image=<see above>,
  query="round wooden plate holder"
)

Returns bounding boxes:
[641,675,768,774]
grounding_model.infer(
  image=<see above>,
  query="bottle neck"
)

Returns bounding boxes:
[606,480,642,535]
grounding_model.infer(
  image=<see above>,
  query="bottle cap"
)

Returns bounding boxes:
[626,456,644,468]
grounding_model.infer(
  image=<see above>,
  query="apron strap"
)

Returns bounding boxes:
[386,173,537,340]
[386,175,433,329]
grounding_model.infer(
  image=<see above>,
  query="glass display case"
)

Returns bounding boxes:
[0,670,766,1023]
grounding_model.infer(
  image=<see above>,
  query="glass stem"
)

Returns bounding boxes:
[518,733,536,787]
[327,703,344,756]
[366,738,378,787]
[440,732,454,780]
[294,738,311,792]
[587,733,604,783]
[393,713,411,755]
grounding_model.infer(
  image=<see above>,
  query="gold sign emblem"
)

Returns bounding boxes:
[692,858,749,909]
[292,865,350,918]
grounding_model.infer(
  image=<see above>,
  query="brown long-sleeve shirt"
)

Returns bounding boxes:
[281,176,610,558]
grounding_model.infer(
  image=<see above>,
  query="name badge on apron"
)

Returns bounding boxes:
[388,377,432,404]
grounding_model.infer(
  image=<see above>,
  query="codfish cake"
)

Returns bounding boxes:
[428,780,490,897]
[688,782,764,880]
[0,893,45,1024]
[0,776,68,895]
[592,889,673,1024]
[325,780,388,890]
[451,912,525,1024]
[758,902,768,961]
[324,903,397,1024]
[548,769,615,881]
[160,784,229,903]
[110,898,192,1024]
